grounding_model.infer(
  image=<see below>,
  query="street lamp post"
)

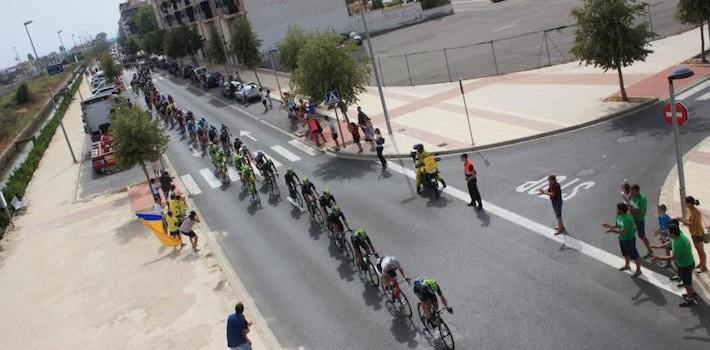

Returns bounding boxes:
[667,67,694,217]
[57,30,67,60]
[267,48,283,100]
[24,20,77,163]
[359,0,392,134]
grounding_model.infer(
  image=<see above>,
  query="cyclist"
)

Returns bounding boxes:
[220,124,232,150]
[301,177,319,214]
[319,189,337,219]
[377,255,411,292]
[284,168,301,195]
[240,163,256,191]
[212,147,228,182]
[413,277,451,325]
[351,228,378,271]
[240,145,254,166]
[208,125,218,144]
[254,151,277,178]
[186,118,197,144]
[208,142,219,160]
[412,144,446,194]
[326,205,351,239]
[233,138,243,154]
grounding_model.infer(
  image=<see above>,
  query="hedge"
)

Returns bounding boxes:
[0,70,84,239]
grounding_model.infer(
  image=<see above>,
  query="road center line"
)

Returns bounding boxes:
[385,160,682,296]
[180,174,202,195]
[271,145,302,162]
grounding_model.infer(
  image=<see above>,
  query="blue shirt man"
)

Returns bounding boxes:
[227,303,251,350]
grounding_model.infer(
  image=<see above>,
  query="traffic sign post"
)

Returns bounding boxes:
[325,90,345,150]
[662,102,688,126]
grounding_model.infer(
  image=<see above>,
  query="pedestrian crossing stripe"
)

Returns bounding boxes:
[677,80,710,100]
[180,174,202,195]
[199,168,222,189]
[260,151,282,168]
[271,145,302,162]
[698,91,710,101]
[288,139,319,156]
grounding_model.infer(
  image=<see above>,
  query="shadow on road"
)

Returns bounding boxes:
[390,316,419,348]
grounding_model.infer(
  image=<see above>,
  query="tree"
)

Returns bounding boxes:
[14,84,30,105]
[230,16,262,85]
[291,31,370,107]
[99,53,123,81]
[676,0,710,63]
[163,25,202,61]
[95,32,108,42]
[27,53,34,61]
[131,5,160,36]
[207,25,226,64]
[141,29,165,55]
[571,0,654,102]
[372,0,384,10]
[277,25,311,72]
[109,106,168,186]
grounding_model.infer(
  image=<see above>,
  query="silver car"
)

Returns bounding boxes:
[235,83,261,104]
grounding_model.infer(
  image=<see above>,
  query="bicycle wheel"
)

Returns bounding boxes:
[438,320,454,350]
[397,291,413,318]
[295,191,304,207]
[342,238,355,262]
[366,260,379,287]
[314,207,324,224]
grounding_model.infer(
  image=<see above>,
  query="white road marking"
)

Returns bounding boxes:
[697,91,710,101]
[288,139,319,156]
[677,80,710,100]
[228,166,240,182]
[240,130,257,141]
[493,24,516,33]
[271,145,302,162]
[385,160,683,297]
[199,168,222,189]
[180,174,202,196]
[256,151,282,168]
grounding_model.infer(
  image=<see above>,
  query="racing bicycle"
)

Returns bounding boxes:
[418,304,454,349]
[380,277,412,318]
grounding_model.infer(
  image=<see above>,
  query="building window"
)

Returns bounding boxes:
[200,1,213,19]
[186,6,196,22]
[184,0,191,5]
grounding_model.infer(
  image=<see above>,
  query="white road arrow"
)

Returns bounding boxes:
[240,130,257,142]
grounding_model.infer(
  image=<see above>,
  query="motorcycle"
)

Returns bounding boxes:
[410,145,442,199]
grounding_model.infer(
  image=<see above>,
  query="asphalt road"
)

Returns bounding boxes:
[369,0,691,86]
[139,70,710,349]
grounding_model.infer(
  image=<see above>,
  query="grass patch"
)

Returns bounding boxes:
[0,69,72,152]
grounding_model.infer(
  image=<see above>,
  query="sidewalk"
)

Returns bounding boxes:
[659,136,710,300]
[216,27,710,157]
[0,75,278,349]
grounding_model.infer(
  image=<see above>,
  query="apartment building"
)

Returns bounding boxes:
[119,0,148,36]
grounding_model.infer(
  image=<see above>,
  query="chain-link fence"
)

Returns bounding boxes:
[375,3,694,86]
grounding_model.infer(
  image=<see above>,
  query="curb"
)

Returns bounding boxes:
[161,155,283,350]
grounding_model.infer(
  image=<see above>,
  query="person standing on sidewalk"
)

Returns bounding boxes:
[603,202,642,276]
[629,184,653,258]
[265,89,273,110]
[179,211,200,253]
[357,107,372,141]
[676,196,708,273]
[260,88,268,114]
[374,128,386,169]
[227,302,253,350]
[325,116,340,151]
[538,174,565,234]
[159,170,173,200]
[651,220,698,307]
[461,153,482,211]
[348,122,363,153]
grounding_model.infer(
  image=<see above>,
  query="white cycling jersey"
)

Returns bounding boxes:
[380,256,400,273]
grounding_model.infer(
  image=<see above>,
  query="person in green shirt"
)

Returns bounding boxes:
[651,219,697,307]
[603,202,642,276]
[629,184,653,258]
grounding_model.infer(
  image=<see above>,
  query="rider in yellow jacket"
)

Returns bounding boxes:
[413,144,446,193]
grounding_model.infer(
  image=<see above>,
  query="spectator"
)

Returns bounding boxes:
[227,302,253,350]
[179,210,201,253]
[676,196,707,273]
[151,197,163,215]
[260,88,268,113]
[538,174,566,235]
[651,219,698,307]
[461,153,483,211]
[265,89,273,110]
[603,202,642,276]
[348,122,363,153]
[653,204,672,268]
[165,210,183,247]
[307,115,326,147]
[150,178,161,201]
[325,116,340,151]
[620,181,631,205]
[629,184,653,258]
[357,106,375,144]
[159,170,173,200]
[374,128,386,169]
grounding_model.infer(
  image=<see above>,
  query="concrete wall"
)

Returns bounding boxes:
[348,3,454,34]
[243,0,350,52]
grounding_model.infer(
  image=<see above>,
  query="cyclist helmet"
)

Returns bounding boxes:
[256,150,264,157]
[322,189,330,196]
[286,167,294,174]
[414,143,424,152]
[355,228,367,238]
[302,177,310,184]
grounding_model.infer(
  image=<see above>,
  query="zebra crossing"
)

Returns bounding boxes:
[180,140,317,196]
[677,80,710,101]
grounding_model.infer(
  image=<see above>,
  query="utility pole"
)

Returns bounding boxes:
[359,0,392,134]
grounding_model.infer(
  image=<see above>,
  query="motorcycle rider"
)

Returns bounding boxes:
[412,144,446,194]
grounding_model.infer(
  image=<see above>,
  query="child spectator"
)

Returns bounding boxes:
[654,204,672,268]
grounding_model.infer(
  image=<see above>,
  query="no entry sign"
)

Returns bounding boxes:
[663,102,688,126]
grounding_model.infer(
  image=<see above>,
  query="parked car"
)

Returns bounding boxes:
[221,80,243,98]
[91,78,108,90]
[235,83,261,104]
[91,84,118,96]
[205,72,223,89]
[340,32,363,46]
[182,65,194,79]
[193,66,208,83]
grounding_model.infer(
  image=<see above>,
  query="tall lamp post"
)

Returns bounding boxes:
[667,67,694,217]
[359,0,392,134]
[57,30,67,60]
[24,20,77,163]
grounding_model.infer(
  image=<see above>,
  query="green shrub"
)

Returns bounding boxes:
[372,0,384,9]
[0,70,83,239]
[15,84,30,104]
[421,0,450,10]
